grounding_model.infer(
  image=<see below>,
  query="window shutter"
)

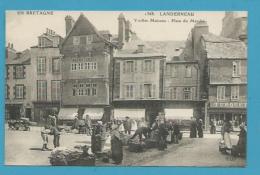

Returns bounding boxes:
[134,60,138,72]
[13,66,16,79]
[166,64,171,76]
[123,61,126,73]
[152,60,155,72]
[23,86,26,99]
[226,86,231,98]
[13,86,16,98]
[191,87,195,100]
[23,66,26,78]
[140,84,143,98]
[152,84,156,98]
[177,87,182,100]
[49,58,52,73]
[141,60,144,72]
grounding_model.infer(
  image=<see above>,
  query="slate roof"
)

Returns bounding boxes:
[202,33,247,59]
[114,36,166,58]
[6,49,31,65]
[147,41,185,61]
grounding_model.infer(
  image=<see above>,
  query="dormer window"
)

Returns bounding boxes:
[38,37,46,47]
[137,44,144,53]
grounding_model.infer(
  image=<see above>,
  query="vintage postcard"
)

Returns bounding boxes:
[5,10,247,166]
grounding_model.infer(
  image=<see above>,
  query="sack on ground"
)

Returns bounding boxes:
[49,146,95,166]
[128,138,145,153]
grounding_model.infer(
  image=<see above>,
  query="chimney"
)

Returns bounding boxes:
[125,20,132,42]
[137,44,144,53]
[192,21,209,59]
[8,43,10,48]
[118,13,126,49]
[65,15,75,35]
[11,43,13,49]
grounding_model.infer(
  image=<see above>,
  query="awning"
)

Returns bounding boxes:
[165,108,193,120]
[58,108,78,120]
[83,108,104,120]
[114,108,145,120]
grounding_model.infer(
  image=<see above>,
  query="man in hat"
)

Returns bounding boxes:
[124,116,132,135]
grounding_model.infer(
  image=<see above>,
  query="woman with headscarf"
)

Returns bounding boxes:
[110,125,123,164]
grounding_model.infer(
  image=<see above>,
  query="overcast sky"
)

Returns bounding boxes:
[6,11,247,51]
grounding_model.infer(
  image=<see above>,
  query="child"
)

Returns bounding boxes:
[41,125,51,151]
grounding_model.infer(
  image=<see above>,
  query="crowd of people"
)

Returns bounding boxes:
[40,112,247,163]
[189,117,204,138]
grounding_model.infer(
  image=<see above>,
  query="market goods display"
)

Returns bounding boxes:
[49,146,95,166]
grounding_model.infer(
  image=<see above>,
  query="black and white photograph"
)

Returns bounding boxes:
[5,11,247,166]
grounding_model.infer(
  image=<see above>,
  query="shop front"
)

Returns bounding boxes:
[208,102,247,131]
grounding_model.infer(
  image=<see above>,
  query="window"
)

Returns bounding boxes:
[6,85,10,99]
[14,65,25,79]
[144,84,152,98]
[144,60,152,72]
[78,63,84,70]
[51,81,60,101]
[38,37,45,47]
[37,80,47,101]
[231,86,239,100]
[37,57,46,74]
[217,86,226,101]
[72,83,97,96]
[126,85,134,98]
[232,61,240,77]
[73,35,93,45]
[15,85,24,99]
[126,61,134,73]
[171,87,177,99]
[91,83,97,96]
[171,65,177,77]
[183,87,191,100]
[71,63,77,71]
[52,57,60,73]
[185,65,192,77]
[86,35,93,44]
[73,36,80,45]
[6,66,9,79]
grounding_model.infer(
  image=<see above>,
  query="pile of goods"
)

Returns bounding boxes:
[128,138,146,153]
[120,133,132,146]
[49,145,95,166]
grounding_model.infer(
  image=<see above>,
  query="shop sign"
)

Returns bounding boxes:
[210,102,247,108]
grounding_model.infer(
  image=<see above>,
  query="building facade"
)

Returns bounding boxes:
[5,44,33,120]
[163,59,204,123]
[30,28,63,123]
[200,34,247,130]
[60,14,115,122]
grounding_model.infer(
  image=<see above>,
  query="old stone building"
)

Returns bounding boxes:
[59,14,116,122]
[30,28,63,123]
[201,33,247,130]
[163,54,203,123]
[112,14,166,124]
[5,44,33,120]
